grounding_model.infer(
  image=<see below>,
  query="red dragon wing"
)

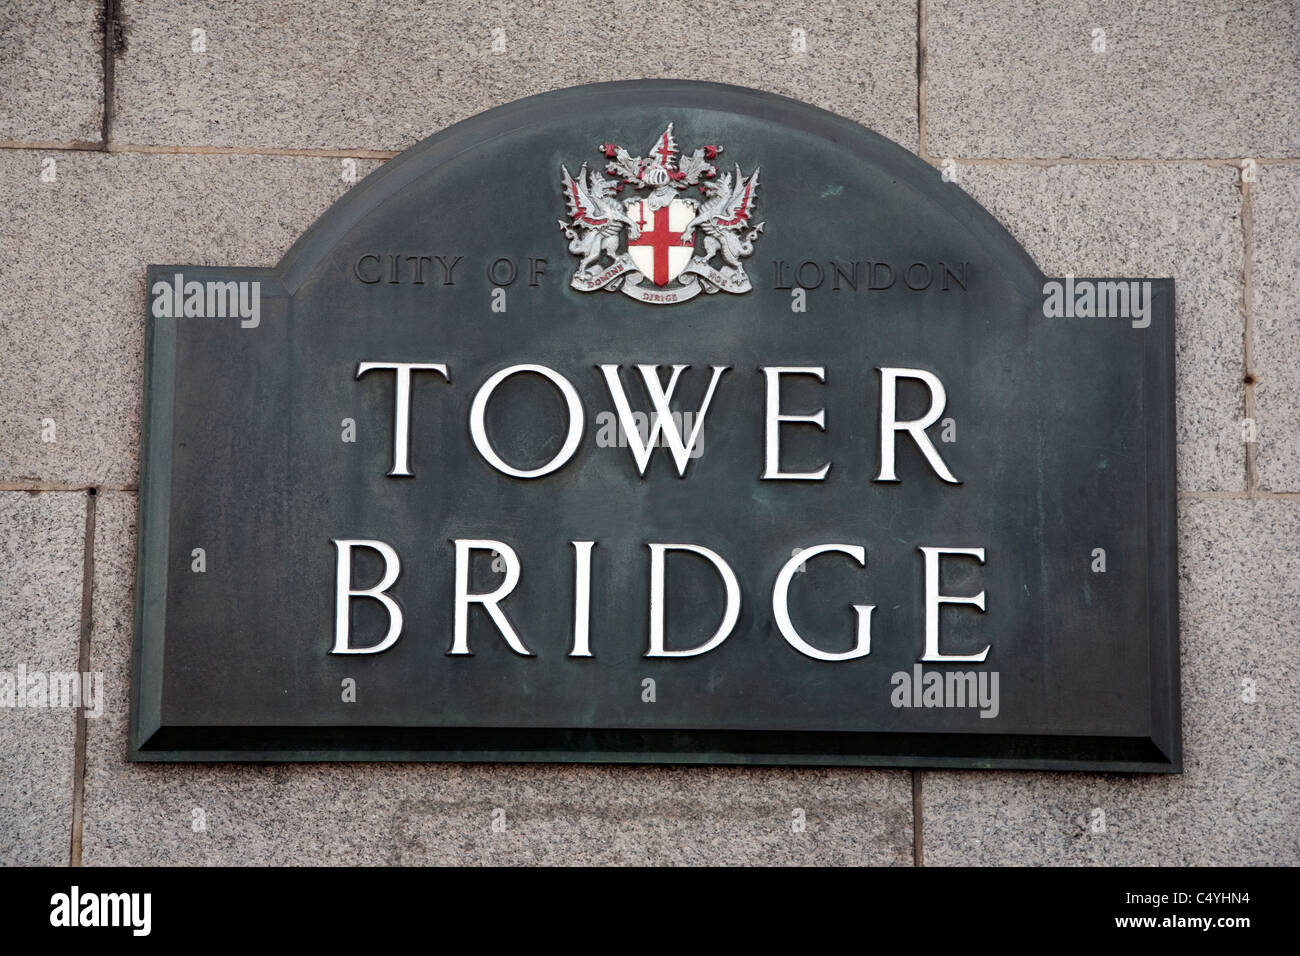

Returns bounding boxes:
[714,165,760,227]
[646,124,678,171]
[561,163,609,226]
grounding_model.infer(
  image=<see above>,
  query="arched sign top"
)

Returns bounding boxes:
[277,80,1043,296]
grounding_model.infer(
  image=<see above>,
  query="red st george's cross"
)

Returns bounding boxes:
[628,200,695,286]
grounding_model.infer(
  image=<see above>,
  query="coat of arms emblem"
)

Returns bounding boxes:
[559,124,764,305]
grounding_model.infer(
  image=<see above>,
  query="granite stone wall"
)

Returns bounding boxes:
[1,0,1295,865]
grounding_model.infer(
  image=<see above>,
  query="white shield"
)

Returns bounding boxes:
[625,197,695,286]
